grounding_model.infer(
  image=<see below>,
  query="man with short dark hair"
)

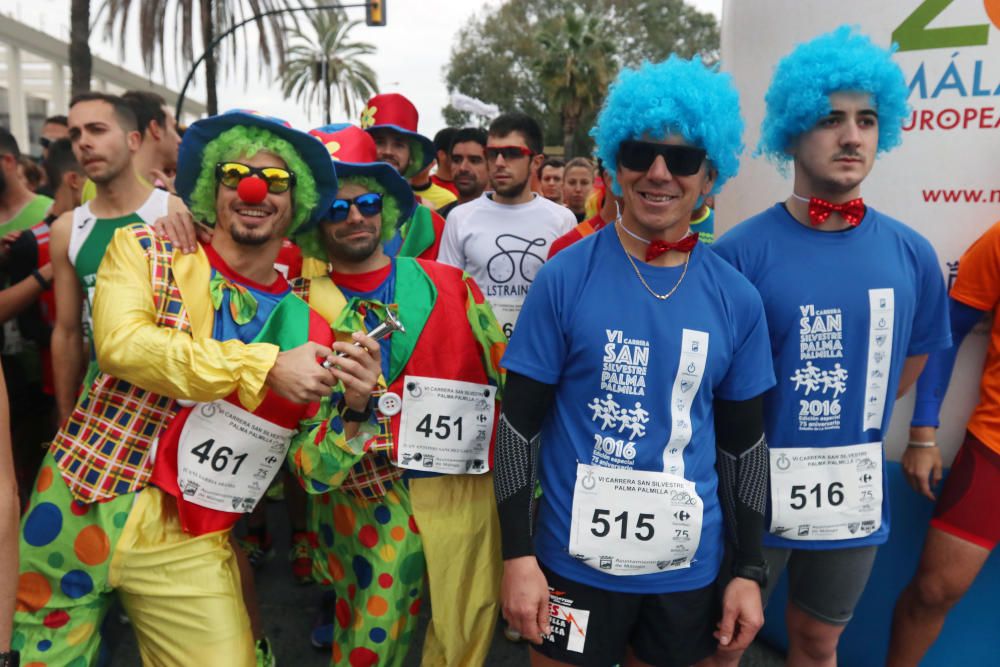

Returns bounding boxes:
[39,115,69,161]
[538,157,565,204]
[80,90,182,203]
[438,112,574,340]
[431,126,460,197]
[50,92,179,424]
[439,127,488,218]
[359,93,449,259]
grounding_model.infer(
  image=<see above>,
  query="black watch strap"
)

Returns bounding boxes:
[732,560,769,588]
[0,650,21,667]
[338,397,373,423]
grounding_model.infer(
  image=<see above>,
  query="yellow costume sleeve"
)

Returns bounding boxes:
[92,226,278,410]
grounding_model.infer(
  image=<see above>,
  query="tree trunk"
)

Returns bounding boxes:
[200,0,218,115]
[562,110,577,158]
[323,60,331,125]
[69,0,92,98]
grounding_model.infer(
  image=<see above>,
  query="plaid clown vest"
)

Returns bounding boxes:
[50,225,189,503]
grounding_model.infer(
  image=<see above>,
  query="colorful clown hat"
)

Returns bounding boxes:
[359,93,435,178]
[309,123,416,226]
[176,109,338,227]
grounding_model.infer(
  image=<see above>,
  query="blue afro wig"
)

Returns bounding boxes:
[759,25,909,164]
[591,55,744,196]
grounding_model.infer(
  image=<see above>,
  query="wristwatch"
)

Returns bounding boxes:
[338,397,373,423]
[732,560,769,588]
[0,650,21,667]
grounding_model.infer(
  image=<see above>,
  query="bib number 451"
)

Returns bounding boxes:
[189,438,248,475]
[790,482,844,510]
[590,509,655,541]
[414,414,463,440]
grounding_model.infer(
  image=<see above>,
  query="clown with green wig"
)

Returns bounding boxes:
[290,123,507,667]
[12,111,387,667]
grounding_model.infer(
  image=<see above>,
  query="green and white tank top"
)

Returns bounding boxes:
[69,188,171,339]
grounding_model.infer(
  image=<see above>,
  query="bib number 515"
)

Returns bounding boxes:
[790,482,845,510]
[189,439,248,475]
[590,509,655,541]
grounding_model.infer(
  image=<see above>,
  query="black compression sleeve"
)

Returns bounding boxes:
[494,371,555,560]
[714,394,768,569]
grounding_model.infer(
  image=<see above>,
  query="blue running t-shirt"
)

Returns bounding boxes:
[503,223,775,593]
[713,204,951,549]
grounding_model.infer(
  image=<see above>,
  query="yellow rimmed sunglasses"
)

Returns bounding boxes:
[215,162,297,193]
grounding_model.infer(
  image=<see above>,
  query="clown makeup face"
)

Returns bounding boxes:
[215,151,294,247]
[790,91,878,201]
[370,128,412,174]
[617,134,714,241]
[320,181,384,265]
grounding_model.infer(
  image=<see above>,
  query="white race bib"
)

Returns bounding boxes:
[568,463,703,575]
[768,442,882,541]
[176,401,295,513]
[492,301,522,339]
[396,376,495,475]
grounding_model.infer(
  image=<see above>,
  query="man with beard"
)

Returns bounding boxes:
[438,112,575,340]
[439,127,489,219]
[359,93,448,260]
[13,110,382,667]
[712,26,951,666]
[293,123,506,666]
[49,93,180,424]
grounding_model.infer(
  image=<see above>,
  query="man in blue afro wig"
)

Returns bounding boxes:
[496,56,780,666]
[712,25,951,667]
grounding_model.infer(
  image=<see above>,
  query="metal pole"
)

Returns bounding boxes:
[175,2,368,121]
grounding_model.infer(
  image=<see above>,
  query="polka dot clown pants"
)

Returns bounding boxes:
[310,482,426,667]
[13,453,255,667]
[309,473,502,667]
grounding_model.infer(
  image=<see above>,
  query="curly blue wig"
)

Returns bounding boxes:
[591,55,744,196]
[758,25,909,164]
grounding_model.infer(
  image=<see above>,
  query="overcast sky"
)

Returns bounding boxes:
[4,0,722,135]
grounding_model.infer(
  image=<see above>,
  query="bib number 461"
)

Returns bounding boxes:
[189,438,248,475]
[790,482,845,510]
[590,509,655,541]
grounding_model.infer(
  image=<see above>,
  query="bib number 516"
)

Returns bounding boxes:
[590,509,655,541]
[189,439,248,475]
[790,482,845,510]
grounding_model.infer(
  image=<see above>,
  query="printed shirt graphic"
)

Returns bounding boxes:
[503,225,775,593]
[713,204,951,548]
[437,193,575,336]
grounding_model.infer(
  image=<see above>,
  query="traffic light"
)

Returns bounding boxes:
[366,0,386,26]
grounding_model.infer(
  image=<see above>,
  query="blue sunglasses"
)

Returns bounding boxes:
[328,193,384,222]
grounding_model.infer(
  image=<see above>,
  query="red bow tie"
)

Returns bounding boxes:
[646,233,699,261]
[808,197,865,227]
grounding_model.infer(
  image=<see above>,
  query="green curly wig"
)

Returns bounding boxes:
[404,141,424,179]
[295,175,401,261]
[188,125,320,236]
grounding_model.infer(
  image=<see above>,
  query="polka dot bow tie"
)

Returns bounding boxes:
[808,197,866,227]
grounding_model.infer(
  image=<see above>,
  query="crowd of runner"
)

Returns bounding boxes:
[0,23,996,667]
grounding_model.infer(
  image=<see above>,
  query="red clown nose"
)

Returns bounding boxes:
[237,175,269,204]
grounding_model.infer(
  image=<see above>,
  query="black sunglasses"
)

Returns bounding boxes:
[618,140,707,176]
[328,193,384,222]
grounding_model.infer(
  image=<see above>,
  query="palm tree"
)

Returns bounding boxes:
[536,11,617,157]
[70,0,93,98]
[98,0,302,115]
[280,11,378,125]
